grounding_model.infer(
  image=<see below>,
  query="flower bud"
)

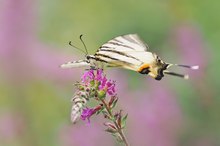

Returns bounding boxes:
[97,90,106,99]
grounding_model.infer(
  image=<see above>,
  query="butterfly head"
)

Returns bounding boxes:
[138,56,168,80]
[148,56,169,80]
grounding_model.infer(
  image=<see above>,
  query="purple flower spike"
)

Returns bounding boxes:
[81,70,94,83]
[80,107,95,123]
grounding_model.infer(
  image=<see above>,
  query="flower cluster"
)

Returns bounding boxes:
[81,69,116,96]
[71,69,129,145]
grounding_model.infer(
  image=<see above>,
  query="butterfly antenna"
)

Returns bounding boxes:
[164,71,189,79]
[79,34,88,56]
[167,63,199,70]
[174,64,199,70]
[68,41,87,54]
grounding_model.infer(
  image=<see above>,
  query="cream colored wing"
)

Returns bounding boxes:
[99,34,149,52]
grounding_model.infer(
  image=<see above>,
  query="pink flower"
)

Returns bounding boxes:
[106,81,116,96]
[80,107,95,123]
[98,78,116,96]
[99,76,107,89]
[95,69,104,81]
[81,70,94,83]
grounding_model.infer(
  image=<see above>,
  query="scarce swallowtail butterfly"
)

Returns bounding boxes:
[61,34,199,80]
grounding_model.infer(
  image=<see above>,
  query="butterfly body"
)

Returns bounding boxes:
[61,34,198,80]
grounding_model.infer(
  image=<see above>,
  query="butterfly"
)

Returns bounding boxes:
[61,34,199,80]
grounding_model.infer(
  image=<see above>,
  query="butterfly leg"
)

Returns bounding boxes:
[90,65,97,70]
[85,65,98,71]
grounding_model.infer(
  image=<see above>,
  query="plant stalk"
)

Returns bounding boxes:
[100,99,129,146]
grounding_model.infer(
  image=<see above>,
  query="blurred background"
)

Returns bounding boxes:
[0,0,219,146]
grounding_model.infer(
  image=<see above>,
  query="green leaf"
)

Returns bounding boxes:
[111,133,123,143]
[94,81,100,89]
[102,110,113,120]
[110,98,118,109]
[96,106,104,115]
[78,85,85,91]
[105,128,117,134]
[90,80,95,86]
[101,109,108,115]
[121,114,128,129]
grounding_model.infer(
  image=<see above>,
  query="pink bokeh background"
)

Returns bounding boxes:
[0,0,216,146]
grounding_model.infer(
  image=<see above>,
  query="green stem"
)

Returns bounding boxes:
[100,99,129,146]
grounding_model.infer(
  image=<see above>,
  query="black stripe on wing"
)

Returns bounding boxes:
[98,48,143,63]
[99,34,148,52]
[104,34,149,51]
[122,34,149,50]
[112,38,124,44]
[105,41,136,50]
[87,55,108,63]
[94,53,135,67]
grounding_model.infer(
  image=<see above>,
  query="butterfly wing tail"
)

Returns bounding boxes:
[60,60,90,68]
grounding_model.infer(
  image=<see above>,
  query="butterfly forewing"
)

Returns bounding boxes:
[99,34,149,52]
[95,34,154,71]
[119,34,149,50]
